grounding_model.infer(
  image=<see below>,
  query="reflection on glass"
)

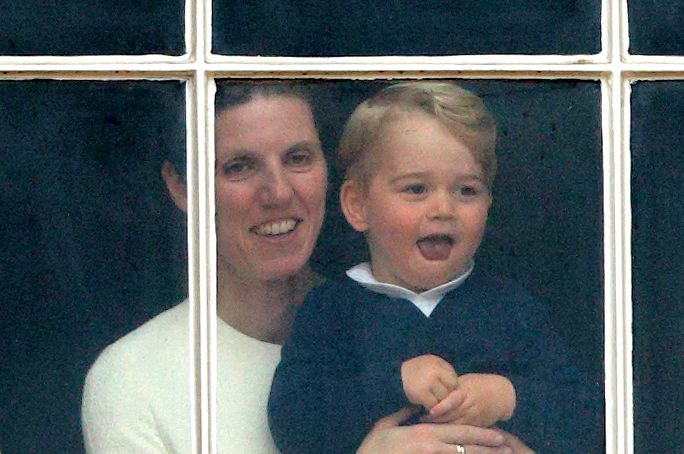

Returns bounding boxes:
[628,0,684,55]
[0,80,186,452]
[0,0,185,55]
[214,80,604,453]
[631,82,684,452]
[212,1,601,56]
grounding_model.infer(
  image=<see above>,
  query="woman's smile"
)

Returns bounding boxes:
[250,218,301,237]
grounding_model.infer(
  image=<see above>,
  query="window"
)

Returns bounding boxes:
[1,1,682,452]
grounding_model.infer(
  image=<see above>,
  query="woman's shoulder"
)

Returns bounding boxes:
[82,300,192,451]
[85,300,190,384]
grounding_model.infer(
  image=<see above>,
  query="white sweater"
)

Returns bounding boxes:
[82,301,282,453]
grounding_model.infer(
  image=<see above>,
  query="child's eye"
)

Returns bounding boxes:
[221,158,254,180]
[403,184,427,195]
[459,185,479,197]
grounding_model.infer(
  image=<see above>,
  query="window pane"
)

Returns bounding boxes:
[0,1,185,55]
[215,79,604,453]
[212,1,601,56]
[631,81,684,452]
[0,80,186,452]
[628,1,684,55]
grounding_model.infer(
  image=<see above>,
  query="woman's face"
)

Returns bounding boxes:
[214,95,327,283]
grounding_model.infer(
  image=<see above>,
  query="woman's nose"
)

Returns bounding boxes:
[258,166,295,207]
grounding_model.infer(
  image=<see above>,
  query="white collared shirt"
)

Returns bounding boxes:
[346,262,474,317]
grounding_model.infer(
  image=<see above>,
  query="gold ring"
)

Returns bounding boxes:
[456,444,466,454]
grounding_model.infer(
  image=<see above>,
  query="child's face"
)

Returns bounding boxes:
[341,111,492,292]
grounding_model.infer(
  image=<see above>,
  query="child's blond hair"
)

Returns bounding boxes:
[337,81,497,188]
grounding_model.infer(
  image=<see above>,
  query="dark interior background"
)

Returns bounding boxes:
[212,0,601,56]
[0,0,185,55]
[631,81,684,453]
[0,80,187,453]
[628,0,684,55]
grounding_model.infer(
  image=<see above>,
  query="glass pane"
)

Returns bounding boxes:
[0,0,185,55]
[0,80,186,452]
[215,79,604,453]
[631,81,684,452]
[212,1,601,56]
[628,0,684,55]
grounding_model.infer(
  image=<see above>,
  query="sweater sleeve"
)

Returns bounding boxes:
[268,283,408,454]
[499,290,603,453]
[82,346,170,454]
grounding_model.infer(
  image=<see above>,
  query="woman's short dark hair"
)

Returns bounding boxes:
[166,81,314,176]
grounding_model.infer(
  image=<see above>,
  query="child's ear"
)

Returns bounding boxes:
[161,160,188,213]
[340,180,369,232]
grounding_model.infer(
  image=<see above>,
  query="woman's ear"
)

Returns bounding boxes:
[340,180,368,233]
[161,160,188,213]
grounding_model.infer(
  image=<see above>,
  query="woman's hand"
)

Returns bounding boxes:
[357,407,515,454]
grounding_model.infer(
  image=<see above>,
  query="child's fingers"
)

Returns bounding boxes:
[439,370,459,390]
[437,357,458,375]
[420,391,440,410]
[419,407,454,423]
[428,388,466,417]
[429,380,450,403]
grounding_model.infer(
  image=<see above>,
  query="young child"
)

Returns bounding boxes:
[269,82,600,454]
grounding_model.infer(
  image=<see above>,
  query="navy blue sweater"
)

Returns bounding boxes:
[269,269,602,453]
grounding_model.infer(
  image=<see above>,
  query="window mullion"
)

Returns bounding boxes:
[620,78,634,454]
[191,0,216,453]
[602,68,632,454]
[191,67,216,454]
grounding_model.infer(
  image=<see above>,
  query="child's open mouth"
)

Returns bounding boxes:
[416,234,454,260]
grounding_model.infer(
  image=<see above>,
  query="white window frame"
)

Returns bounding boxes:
[2,0,683,452]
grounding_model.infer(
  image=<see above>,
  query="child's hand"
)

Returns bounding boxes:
[400,354,459,410]
[421,373,516,427]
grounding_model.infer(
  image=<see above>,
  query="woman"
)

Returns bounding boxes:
[82,82,530,453]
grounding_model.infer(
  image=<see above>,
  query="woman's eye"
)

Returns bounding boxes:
[222,160,253,180]
[403,184,426,195]
[285,151,312,168]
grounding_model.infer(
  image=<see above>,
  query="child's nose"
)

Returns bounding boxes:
[428,190,456,220]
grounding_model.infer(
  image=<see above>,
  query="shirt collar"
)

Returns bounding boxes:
[345,262,473,317]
